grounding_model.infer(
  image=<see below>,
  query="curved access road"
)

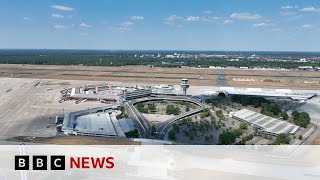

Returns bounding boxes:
[126,96,204,139]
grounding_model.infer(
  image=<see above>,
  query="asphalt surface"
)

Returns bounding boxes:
[125,102,150,138]
[217,69,227,86]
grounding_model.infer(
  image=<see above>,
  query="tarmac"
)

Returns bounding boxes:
[0,77,319,144]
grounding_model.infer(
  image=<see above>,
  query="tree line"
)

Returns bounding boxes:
[1,50,319,68]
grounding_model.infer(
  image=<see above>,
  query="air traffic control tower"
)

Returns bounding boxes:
[181,78,190,96]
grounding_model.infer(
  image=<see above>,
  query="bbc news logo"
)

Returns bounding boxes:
[15,156,114,170]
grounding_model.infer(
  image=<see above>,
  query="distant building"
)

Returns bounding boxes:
[121,89,152,100]
[181,79,190,96]
[209,66,224,69]
[152,84,174,94]
[298,66,313,71]
[299,58,307,62]
[165,55,175,58]
[220,87,316,100]
[240,67,249,69]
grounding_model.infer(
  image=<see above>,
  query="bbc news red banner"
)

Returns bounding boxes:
[0,145,319,179]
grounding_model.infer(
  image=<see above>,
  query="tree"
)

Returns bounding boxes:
[299,135,303,140]
[148,103,156,112]
[168,130,176,140]
[137,103,148,113]
[125,129,140,138]
[219,131,236,145]
[232,129,243,138]
[261,103,281,117]
[240,122,248,130]
[166,105,181,115]
[137,103,144,109]
[281,111,289,120]
[292,111,310,128]
[200,108,211,118]
[216,110,225,120]
[231,95,270,108]
[186,106,190,112]
[172,124,180,133]
[273,133,290,145]
[292,111,299,117]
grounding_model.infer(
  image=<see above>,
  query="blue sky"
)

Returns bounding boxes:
[1,0,320,51]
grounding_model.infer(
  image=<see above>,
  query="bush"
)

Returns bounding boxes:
[232,129,243,138]
[261,103,281,117]
[125,129,140,138]
[166,105,181,115]
[168,130,176,140]
[231,95,269,107]
[148,103,156,112]
[240,122,248,130]
[292,111,310,128]
[219,131,236,145]
[136,103,149,113]
[273,133,290,145]
[200,108,211,118]
[281,111,289,120]
[216,110,225,120]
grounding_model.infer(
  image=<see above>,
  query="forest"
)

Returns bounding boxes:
[0,49,319,69]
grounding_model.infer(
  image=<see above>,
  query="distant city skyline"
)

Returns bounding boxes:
[1,0,320,51]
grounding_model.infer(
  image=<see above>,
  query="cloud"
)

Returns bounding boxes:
[201,16,219,22]
[130,16,144,20]
[253,22,274,27]
[120,22,134,26]
[222,20,233,24]
[203,10,213,15]
[53,25,67,30]
[185,16,201,22]
[164,15,183,25]
[282,6,294,9]
[51,13,64,19]
[165,14,218,25]
[51,5,74,11]
[165,15,183,22]
[281,6,299,9]
[79,22,92,28]
[109,21,135,32]
[280,5,299,17]
[230,13,262,20]
[23,17,32,21]
[302,24,315,29]
[300,6,320,13]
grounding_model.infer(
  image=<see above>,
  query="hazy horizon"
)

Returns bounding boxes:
[2,48,320,53]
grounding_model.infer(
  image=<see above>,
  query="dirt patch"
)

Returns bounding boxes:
[313,135,320,145]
